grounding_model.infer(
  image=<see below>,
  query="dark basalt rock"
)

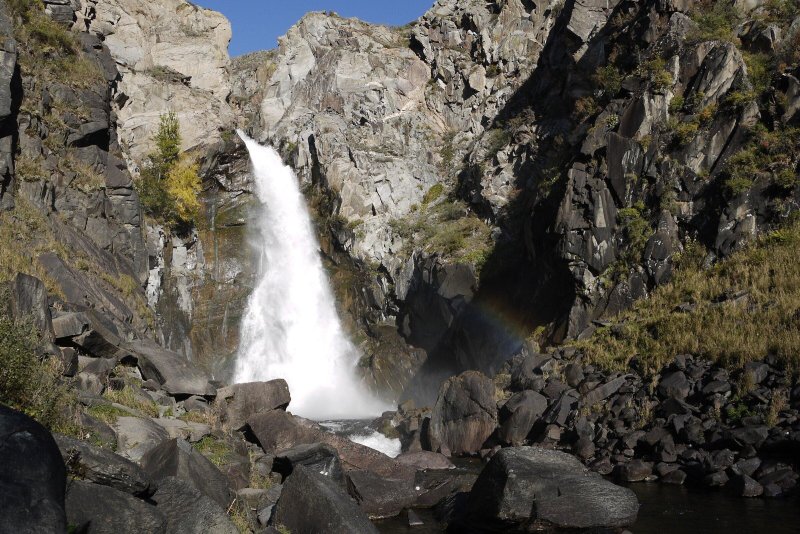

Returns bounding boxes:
[140,438,233,509]
[345,469,416,519]
[273,442,344,484]
[65,480,166,534]
[151,476,238,534]
[0,405,67,534]
[497,390,547,446]
[272,465,379,534]
[128,340,216,398]
[395,450,455,470]
[464,447,638,532]
[11,273,54,340]
[427,371,497,456]
[55,434,154,497]
[217,380,291,431]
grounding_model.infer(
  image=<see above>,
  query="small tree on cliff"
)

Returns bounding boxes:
[136,111,202,228]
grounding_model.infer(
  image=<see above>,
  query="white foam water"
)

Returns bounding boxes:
[233,132,390,420]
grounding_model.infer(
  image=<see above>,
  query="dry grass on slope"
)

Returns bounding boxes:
[574,217,800,373]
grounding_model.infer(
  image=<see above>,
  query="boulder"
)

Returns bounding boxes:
[128,340,216,397]
[345,469,416,519]
[0,405,67,534]
[272,465,379,534]
[54,434,154,496]
[497,390,547,446]
[246,409,319,453]
[152,418,211,443]
[395,451,455,470]
[658,371,691,400]
[65,480,166,534]
[140,438,233,509]
[465,447,639,531]
[217,380,290,430]
[426,371,497,456]
[151,476,238,534]
[272,442,343,484]
[247,411,413,480]
[113,416,170,462]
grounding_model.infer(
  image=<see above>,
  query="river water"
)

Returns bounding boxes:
[374,466,800,533]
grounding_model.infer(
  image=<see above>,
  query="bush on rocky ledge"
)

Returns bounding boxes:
[136,112,203,228]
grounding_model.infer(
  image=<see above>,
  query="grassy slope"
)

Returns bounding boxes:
[574,217,800,373]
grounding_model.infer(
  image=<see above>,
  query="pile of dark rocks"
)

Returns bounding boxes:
[392,346,800,501]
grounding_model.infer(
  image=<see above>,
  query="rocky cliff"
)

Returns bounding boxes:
[234,0,800,400]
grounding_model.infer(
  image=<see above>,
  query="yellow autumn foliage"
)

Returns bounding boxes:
[166,155,202,223]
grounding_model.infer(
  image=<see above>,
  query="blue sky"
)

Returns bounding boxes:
[192,0,435,57]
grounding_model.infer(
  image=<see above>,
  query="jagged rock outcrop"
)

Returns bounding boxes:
[233,0,800,396]
[76,0,235,163]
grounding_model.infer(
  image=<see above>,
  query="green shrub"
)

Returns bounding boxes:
[484,128,511,160]
[0,310,76,433]
[618,203,652,265]
[689,0,742,43]
[136,112,203,227]
[422,183,444,206]
[592,65,623,97]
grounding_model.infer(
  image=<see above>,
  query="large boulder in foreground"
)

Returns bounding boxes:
[217,380,290,431]
[0,405,67,534]
[65,480,166,534]
[426,371,497,456]
[272,464,378,534]
[141,438,233,509]
[464,447,639,531]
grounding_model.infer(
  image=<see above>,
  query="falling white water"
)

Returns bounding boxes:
[233,132,390,420]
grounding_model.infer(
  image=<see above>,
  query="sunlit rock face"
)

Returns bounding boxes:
[76,0,235,164]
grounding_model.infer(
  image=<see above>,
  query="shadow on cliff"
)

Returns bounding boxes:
[402,0,637,404]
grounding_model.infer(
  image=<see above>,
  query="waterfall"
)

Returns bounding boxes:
[233,132,390,420]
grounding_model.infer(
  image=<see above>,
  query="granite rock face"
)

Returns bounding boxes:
[76,0,235,163]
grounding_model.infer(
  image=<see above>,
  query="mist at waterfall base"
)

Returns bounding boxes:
[233,132,392,424]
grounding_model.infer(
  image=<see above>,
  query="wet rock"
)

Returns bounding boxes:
[728,474,763,497]
[615,460,653,482]
[55,434,153,497]
[273,443,344,484]
[395,451,455,470]
[141,438,233,509]
[65,480,166,534]
[662,469,687,485]
[217,380,291,431]
[0,405,67,534]
[465,447,638,531]
[346,469,416,519]
[273,464,379,534]
[427,371,497,456]
[151,476,238,534]
[497,390,547,446]
[408,509,424,527]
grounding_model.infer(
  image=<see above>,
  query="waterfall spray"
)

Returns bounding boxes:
[233,132,390,420]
